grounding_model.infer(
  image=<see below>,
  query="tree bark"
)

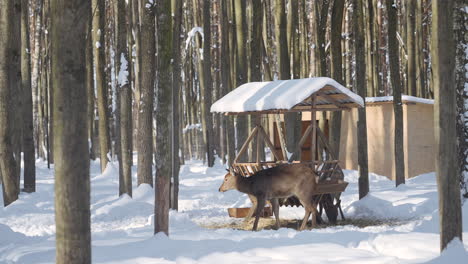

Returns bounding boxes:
[92,0,110,172]
[432,0,463,251]
[455,0,468,199]
[0,0,20,206]
[51,0,91,262]
[201,0,215,167]
[171,0,183,210]
[387,0,405,186]
[354,0,369,199]
[137,1,155,187]
[117,0,132,197]
[22,0,36,193]
[155,0,172,235]
[330,0,345,158]
[406,0,417,96]
[233,0,248,162]
[220,0,235,166]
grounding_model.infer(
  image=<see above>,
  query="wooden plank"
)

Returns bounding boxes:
[316,92,348,109]
[234,126,259,163]
[223,106,355,115]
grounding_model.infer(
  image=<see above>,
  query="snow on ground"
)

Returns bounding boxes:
[1,157,468,263]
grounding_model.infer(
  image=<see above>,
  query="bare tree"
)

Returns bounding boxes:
[387,0,406,186]
[432,0,463,251]
[0,0,20,206]
[201,0,215,167]
[93,0,110,172]
[22,0,36,193]
[155,0,172,235]
[354,0,369,199]
[330,0,345,157]
[51,0,91,262]
[117,0,132,197]
[171,0,183,210]
[137,0,156,187]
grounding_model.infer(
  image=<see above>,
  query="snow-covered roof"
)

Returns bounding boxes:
[211,77,364,114]
[366,95,434,105]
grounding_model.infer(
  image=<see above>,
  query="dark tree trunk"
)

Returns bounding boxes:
[117,0,132,197]
[330,0,345,158]
[155,0,172,235]
[51,0,91,262]
[233,0,248,162]
[455,0,468,199]
[354,0,369,199]
[221,0,235,166]
[387,0,405,186]
[22,0,36,193]
[432,0,463,251]
[202,0,215,167]
[0,0,20,206]
[171,0,183,210]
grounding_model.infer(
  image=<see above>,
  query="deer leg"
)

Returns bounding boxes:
[336,199,345,220]
[311,203,319,228]
[244,195,257,223]
[300,208,311,231]
[270,198,280,230]
[252,197,265,231]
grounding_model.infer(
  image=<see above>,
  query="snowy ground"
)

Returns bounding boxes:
[1,157,468,264]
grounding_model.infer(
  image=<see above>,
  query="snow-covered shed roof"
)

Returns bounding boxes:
[211,77,364,114]
[366,95,434,105]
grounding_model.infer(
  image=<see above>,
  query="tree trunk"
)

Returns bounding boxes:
[170,0,182,210]
[22,0,36,193]
[137,1,155,187]
[455,0,468,199]
[201,0,215,167]
[0,0,20,206]
[155,0,172,235]
[406,0,417,96]
[354,0,369,199]
[117,0,132,197]
[220,0,235,166]
[233,0,248,162]
[275,0,299,155]
[51,0,91,262]
[387,0,405,186]
[93,0,110,172]
[330,0,345,158]
[432,0,463,251]
[86,16,96,161]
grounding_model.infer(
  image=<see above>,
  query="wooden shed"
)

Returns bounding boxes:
[300,95,435,180]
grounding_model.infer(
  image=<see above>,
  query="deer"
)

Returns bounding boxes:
[219,163,319,231]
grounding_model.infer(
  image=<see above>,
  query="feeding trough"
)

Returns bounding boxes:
[211,77,363,225]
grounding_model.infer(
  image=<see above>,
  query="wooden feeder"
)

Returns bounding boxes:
[211,77,364,220]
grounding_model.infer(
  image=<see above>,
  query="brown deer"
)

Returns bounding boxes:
[219,163,319,231]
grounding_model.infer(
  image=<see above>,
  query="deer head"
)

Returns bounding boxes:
[219,168,239,192]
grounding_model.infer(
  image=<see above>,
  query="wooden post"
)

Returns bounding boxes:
[310,96,317,168]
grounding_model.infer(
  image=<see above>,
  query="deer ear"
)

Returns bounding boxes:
[225,169,229,172]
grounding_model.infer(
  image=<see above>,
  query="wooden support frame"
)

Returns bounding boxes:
[274,114,288,161]
[233,115,282,164]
